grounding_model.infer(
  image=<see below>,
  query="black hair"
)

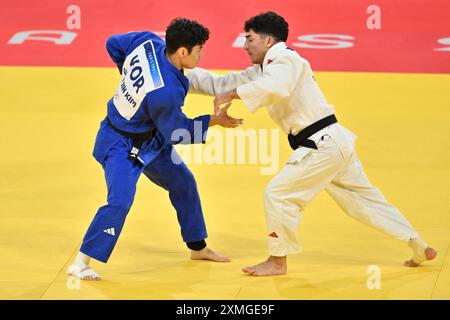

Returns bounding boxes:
[244,11,289,42]
[165,18,210,54]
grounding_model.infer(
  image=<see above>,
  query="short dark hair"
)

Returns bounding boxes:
[165,18,210,54]
[244,11,289,42]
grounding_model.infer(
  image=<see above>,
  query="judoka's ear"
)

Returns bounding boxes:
[265,36,276,48]
[178,47,188,57]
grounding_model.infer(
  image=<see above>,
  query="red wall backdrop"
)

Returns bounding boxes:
[0,0,449,73]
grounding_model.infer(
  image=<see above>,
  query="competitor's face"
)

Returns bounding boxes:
[180,44,204,69]
[244,30,272,64]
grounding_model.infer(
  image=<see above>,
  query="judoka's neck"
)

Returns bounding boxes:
[166,52,183,70]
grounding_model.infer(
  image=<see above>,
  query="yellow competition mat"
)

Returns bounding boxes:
[0,66,449,299]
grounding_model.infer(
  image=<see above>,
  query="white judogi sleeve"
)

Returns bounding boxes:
[189,42,335,135]
[187,66,261,96]
[236,55,302,113]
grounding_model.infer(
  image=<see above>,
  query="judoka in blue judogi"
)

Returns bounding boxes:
[68,20,240,279]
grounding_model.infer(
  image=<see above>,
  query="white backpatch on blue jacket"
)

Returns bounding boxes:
[113,40,165,120]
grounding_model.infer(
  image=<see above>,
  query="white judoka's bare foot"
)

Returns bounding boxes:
[404,238,437,267]
[242,256,287,276]
[190,247,231,262]
[404,247,437,267]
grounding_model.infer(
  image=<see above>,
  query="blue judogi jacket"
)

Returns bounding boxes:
[93,31,211,165]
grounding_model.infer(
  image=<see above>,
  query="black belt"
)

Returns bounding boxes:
[106,117,156,162]
[288,114,337,150]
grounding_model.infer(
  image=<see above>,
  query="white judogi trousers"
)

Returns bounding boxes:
[266,123,419,256]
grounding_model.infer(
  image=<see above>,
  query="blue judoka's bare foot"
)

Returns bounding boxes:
[67,252,101,281]
[242,256,287,276]
[67,264,101,281]
[190,247,230,262]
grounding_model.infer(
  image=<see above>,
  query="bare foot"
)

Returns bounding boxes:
[242,256,287,276]
[242,259,270,274]
[190,247,230,262]
[404,247,437,267]
[67,264,101,281]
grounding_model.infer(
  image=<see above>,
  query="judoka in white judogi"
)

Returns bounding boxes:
[187,15,436,275]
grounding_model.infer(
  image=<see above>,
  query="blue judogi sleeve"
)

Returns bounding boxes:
[106,32,146,74]
[147,95,211,145]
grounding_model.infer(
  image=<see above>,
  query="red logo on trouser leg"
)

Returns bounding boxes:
[269,232,279,238]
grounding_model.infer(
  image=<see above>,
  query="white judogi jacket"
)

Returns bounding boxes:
[187,42,335,136]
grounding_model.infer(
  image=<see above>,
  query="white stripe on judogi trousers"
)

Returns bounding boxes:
[265,123,419,256]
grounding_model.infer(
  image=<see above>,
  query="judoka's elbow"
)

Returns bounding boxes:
[169,129,193,145]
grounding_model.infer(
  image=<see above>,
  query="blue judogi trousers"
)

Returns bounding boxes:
[80,140,207,263]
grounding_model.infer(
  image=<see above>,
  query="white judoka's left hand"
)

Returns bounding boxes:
[209,102,243,128]
[214,89,240,113]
